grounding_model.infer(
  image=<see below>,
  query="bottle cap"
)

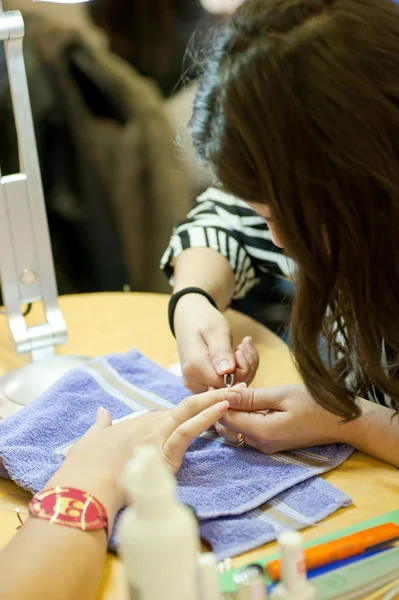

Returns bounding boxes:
[197,553,221,600]
[270,531,316,600]
[233,564,268,600]
[120,445,176,509]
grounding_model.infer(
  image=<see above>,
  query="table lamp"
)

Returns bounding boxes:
[0,0,91,414]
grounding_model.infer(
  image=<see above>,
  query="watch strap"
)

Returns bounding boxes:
[168,287,218,337]
[29,487,108,535]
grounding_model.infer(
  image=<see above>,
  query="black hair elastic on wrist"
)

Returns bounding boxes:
[168,287,218,337]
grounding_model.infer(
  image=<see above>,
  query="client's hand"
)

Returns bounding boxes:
[46,394,229,525]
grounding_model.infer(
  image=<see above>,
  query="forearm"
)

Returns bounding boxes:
[341,398,399,467]
[0,519,107,600]
[0,464,119,600]
[173,247,235,311]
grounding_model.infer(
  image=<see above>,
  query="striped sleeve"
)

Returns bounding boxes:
[160,187,295,300]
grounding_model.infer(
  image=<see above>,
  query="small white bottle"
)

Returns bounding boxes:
[270,531,316,600]
[197,552,222,600]
[117,445,199,600]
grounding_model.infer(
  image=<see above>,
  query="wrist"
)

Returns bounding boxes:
[337,397,399,464]
[173,293,218,339]
[298,384,354,445]
[175,289,231,313]
[173,285,225,311]
[169,287,218,337]
[335,396,377,447]
[45,462,122,528]
[174,292,215,317]
[173,280,233,313]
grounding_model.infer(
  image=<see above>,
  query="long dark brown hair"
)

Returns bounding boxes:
[189,0,399,419]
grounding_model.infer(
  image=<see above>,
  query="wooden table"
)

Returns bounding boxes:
[0,292,398,599]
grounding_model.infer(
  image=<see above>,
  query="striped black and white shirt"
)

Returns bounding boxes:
[161,187,295,299]
[161,186,394,410]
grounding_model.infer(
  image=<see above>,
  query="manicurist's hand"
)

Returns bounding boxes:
[213,384,344,452]
[172,247,259,393]
[174,293,259,393]
[200,383,399,467]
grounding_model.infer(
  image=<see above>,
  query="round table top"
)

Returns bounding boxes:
[0,292,398,600]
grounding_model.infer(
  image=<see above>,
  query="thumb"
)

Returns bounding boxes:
[227,387,285,412]
[62,407,112,457]
[207,328,236,376]
[92,406,113,429]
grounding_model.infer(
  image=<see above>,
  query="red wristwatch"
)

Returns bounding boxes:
[29,487,108,535]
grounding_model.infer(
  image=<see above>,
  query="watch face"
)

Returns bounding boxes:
[29,487,108,533]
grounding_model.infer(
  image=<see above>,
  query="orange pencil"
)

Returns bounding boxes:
[266,523,399,582]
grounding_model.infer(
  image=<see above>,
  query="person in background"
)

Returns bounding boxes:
[163,0,399,467]
[88,0,211,97]
[0,395,230,600]
[88,1,249,197]
[89,0,242,96]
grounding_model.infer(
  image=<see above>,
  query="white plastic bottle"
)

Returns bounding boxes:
[117,445,199,600]
[270,531,316,600]
[197,552,222,600]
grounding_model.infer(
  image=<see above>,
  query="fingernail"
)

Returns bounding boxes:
[245,336,254,347]
[97,406,106,418]
[235,382,247,388]
[216,400,230,413]
[218,360,232,373]
[236,349,245,362]
[224,391,241,405]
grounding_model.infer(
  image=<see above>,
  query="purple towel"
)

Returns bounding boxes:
[200,477,351,559]
[0,350,353,559]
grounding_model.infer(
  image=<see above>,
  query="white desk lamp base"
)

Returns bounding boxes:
[0,4,92,417]
[0,355,90,416]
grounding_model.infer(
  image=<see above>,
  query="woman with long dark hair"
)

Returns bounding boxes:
[164,0,399,466]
